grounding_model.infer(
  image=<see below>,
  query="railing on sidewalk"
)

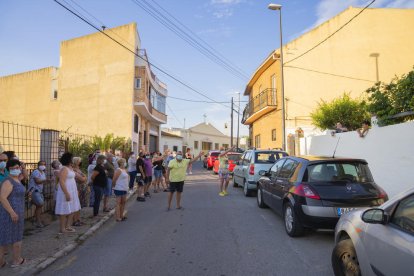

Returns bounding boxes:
[0,121,94,220]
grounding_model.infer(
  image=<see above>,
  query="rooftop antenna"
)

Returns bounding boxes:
[332,137,341,158]
[203,114,207,124]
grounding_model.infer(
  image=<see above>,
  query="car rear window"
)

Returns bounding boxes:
[210,152,219,157]
[305,162,374,183]
[228,154,241,161]
[254,152,286,164]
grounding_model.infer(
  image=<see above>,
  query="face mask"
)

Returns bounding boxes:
[131,154,135,158]
[9,169,21,176]
[176,155,183,161]
[58,164,63,169]
[112,157,116,162]
[145,155,150,159]
[92,160,97,165]
[0,161,6,170]
[39,165,46,171]
[13,156,19,160]
[104,160,107,164]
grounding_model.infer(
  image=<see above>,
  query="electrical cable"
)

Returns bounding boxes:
[284,65,375,82]
[166,102,184,128]
[284,0,376,65]
[54,0,231,109]
[130,0,248,80]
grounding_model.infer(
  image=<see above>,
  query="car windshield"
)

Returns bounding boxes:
[210,152,219,157]
[305,162,374,183]
[255,152,286,164]
[228,154,241,161]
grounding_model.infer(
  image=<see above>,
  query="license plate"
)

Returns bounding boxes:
[337,207,358,216]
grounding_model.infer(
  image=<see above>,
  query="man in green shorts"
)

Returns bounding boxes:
[166,150,204,210]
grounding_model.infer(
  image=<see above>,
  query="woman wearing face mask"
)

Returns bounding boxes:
[0,159,26,268]
[127,152,137,192]
[28,161,47,228]
[55,152,81,233]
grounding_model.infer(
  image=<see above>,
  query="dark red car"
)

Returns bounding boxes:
[213,152,242,174]
[203,151,220,170]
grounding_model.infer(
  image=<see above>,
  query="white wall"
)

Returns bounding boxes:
[160,136,183,153]
[300,121,414,198]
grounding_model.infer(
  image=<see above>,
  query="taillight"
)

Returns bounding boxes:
[378,187,388,201]
[249,164,255,175]
[292,183,320,200]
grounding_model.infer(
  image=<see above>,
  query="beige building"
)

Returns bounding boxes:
[0,23,167,153]
[242,7,414,152]
[165,122,237,156]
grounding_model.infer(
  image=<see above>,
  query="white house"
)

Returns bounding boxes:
[160,131,183,153]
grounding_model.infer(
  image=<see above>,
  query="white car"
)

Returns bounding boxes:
[332,187,414,276]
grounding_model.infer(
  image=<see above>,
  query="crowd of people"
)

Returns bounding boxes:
[0,147,204,268]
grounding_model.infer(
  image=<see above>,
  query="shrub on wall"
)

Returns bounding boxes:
[311,93,369,131]
[365,68,414,125]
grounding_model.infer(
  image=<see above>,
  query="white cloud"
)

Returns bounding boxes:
[209,0,244,19]
[213,9,233,18]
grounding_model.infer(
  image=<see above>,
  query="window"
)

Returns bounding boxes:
[270,159,285,179]
[215,143,219,150]
[135,78,141,89]
[255,135,261,148]
[202,142,212,151]
[173,146,178,152]
[271,129,276,141]
[194,141,199,150]
[306,162,374,183]
[244,151,252,165]
[143,130,147,145]
[134,115,139,133]
[278,159,298,179]
[255,151,286,164]
[222,144,229,149]
[391,194,414,235]
[53,90,58,100]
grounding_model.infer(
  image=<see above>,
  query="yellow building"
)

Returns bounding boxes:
[242,7,414,152]
[0,23,167,153]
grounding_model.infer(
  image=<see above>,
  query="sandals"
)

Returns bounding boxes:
[11,258,25,268]
[65,227,76,233]
[121,216,127,221]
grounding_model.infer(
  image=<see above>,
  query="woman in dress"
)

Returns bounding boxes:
[0,159,26,267]
[28,160,47,228]
[55,152,81,233]
[72,157,87,227]
[112,158,129,222]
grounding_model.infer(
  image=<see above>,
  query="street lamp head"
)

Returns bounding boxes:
[268,3,282,10]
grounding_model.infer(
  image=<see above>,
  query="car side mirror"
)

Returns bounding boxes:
[362,208,389,224]
[258,170,268,177]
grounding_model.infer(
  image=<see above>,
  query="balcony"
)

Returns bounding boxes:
[134,90,167,125]
[242,88,277,125]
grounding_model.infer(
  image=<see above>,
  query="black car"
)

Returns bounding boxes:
[256,156,388,237]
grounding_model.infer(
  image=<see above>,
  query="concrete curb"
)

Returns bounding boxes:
[30,191,135,274]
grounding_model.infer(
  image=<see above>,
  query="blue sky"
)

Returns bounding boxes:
[1,0,413,137]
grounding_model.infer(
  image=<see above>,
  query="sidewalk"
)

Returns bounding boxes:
[1,190,136,275]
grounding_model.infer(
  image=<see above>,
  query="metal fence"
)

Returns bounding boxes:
[0,121,94,220]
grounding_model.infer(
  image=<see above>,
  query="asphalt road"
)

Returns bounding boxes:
[40,162,334,276]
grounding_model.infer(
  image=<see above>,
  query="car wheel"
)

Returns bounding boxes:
[332,239,361,276]
[232,176,238,187]
[283,202,304,237]
[257,186,266,208]
[243,180,252,197]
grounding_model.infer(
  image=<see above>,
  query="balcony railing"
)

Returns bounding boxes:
[137,49,167,94]
[242,88,277,124]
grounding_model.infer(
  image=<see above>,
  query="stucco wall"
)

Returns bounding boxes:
[160,136,183,152]
[300,121,414,198]
[58,23,137,138]
[0,67,60,129]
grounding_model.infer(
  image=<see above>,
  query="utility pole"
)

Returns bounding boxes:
[230,97,234,147]
[236,92,240,150]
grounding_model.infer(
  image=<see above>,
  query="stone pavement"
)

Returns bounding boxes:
[1,189,136,275]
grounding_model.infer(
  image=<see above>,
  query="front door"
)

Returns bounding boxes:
[149,135,157,153]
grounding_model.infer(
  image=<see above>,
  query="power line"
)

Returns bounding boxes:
[149,0,249,78]
[130,0,248,81]
[166,102,184,128]
[54,0,231,109]
[169,95,248,104]
[284,0,376,65]
[285,65,375,82]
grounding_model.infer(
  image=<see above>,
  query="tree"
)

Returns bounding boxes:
[311,93,369,131]
[365,68,414,125]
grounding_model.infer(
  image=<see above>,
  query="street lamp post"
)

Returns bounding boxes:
[268,3,286,151]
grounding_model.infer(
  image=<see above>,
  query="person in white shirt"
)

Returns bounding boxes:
[112,158,129,221]
[127,152,137,192]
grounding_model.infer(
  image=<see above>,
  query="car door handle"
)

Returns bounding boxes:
[276,180,283,183]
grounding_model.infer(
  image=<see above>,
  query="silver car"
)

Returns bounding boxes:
[332,187,414,276]
[232,149,287,197]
